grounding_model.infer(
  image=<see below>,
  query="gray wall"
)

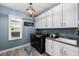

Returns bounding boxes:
[37,28,76,34]
[0,5,35,51]
[37,28,78,37]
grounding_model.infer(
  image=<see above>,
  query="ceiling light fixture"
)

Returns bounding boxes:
[26,3,36,17]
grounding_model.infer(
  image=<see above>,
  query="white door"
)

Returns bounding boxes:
[63,43,79,56]
[45,39,53,55]
[52,4,63,28]
[46,15,53,28]
[53,44,63,56]
[53,41,63,56]
[63,48,78,56]
[63,3,76,28]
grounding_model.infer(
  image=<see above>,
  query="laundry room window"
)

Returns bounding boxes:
[9,15,23,40]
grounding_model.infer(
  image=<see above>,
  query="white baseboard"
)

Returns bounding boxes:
[0,43,31,54]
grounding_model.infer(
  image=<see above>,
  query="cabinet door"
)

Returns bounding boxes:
[35,19,39,28]
[63,48,78,56]
[63,43,79,56]
[35,19,41,28]
[53,41,63,56]
[52,4,63,28]
[41,12,47,17]
[47,8,53,15]
[35,12,47,29]
[35,18,37,28]
[63,3,76,28]
[40,18,46,28]
[47,15,53,28]
[45,39,53,55]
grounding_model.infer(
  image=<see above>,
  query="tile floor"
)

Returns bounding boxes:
[0,45,49,56]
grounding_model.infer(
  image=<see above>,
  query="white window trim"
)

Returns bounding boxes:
[8,15,23,40]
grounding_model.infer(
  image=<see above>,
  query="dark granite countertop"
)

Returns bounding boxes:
[46,37,79,48]
[59,34,79,40]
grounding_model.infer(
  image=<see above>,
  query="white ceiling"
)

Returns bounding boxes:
[0,3,59,16]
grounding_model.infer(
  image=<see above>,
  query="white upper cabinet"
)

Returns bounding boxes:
[35,12,47,28]
[35,17,38,28]
[46,15,53,28]
[46,8,53,28]
[47,8,53,16]
[35,19,40,28]
[41,12,47,17]
[63,3,78,28]
[35,16,47,29]
[39,18,46,28]
[52,4,63,28]
[35,17,40,28]
[35,3,78,29]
